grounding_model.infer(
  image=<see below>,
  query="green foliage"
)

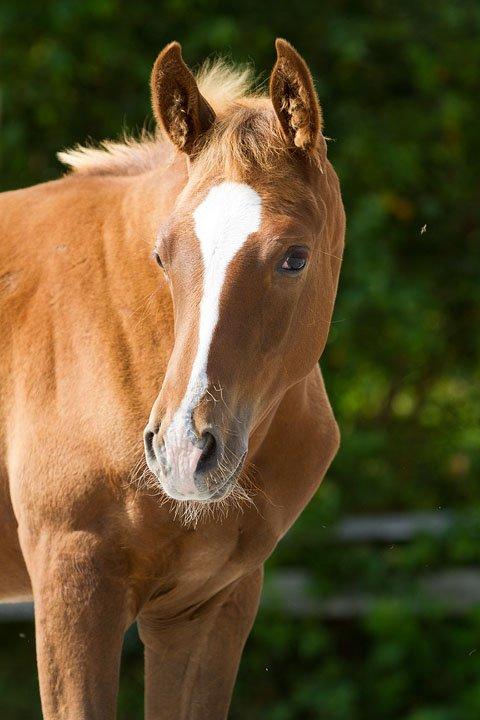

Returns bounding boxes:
[1,0,479,718]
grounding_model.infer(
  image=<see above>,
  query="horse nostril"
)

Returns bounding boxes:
[144,429,155,461]
[195,430,219,477]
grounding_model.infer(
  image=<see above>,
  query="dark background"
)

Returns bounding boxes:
[1,1,479,718]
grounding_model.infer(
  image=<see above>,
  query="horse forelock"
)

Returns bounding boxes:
[57,57,324,180]
[57,58,259,176]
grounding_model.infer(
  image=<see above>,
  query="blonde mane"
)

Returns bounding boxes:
[57,59,266,176]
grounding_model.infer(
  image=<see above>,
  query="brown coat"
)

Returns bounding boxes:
[0,39,344,719]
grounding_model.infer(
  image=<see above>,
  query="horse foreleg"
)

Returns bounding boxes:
[137,567,263,720]
[22,529,130,720]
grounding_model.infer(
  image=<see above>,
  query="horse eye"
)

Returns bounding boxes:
[153,250,164,269]
[278,246,309,275]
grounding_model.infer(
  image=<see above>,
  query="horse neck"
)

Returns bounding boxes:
[117,154,188,267]
[103,152,187,308]
[92,155,188,406]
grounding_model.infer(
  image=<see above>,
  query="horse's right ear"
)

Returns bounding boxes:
[151,42,216,156]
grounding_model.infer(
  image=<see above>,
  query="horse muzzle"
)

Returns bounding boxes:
[143,417,247,503]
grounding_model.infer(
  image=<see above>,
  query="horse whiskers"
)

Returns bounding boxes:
[165,462,260,529]
[204,388,219,405]
[210,382,243,424]
[239,461,279,511]
[318,248,343,262]
[121,435,271,528]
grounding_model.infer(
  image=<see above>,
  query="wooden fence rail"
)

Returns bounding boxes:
[1,510,476,622]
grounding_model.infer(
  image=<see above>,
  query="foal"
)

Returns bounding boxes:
[0,39,344,718]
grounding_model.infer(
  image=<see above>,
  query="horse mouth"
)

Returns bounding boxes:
[196,451,247,503]
[147,448,247,505]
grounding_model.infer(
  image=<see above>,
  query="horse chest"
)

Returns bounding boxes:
[127,499,279,612]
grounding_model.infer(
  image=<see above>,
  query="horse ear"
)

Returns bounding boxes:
[151,42,216,156]
[269,39,323,153]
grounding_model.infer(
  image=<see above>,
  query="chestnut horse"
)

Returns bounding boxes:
[0,39,344,718]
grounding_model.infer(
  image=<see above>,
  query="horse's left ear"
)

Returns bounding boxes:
[270,39,323,154]
[150,42,216,155]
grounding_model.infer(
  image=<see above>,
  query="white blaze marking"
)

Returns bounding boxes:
[164,181,262,487]
[191,181,262,396]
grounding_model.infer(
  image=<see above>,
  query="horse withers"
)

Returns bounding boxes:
[0,39,345,719]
